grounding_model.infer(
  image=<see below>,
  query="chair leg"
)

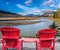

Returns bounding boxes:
[2,39,5,50]
[16,48,20,50]
[36,41,41,50]
[39,46,42,50]
[37,45,41,50]
[52,48,54,50]
[6,48,8,50]
[52,40,55,50]
[2,44,5,50]
[2,47,5,50]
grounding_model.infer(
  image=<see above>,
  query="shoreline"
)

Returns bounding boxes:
[0,17,41,26]
[0,17,52,26]
[0,20,40,26]
[0,17,41,21]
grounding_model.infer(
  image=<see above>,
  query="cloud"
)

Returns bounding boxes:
[16,4,41,15]
[58,4,60,8]
[16,4,29,11]
[26,8,41,15]
[17,4,40,13]
[16,4,35,11]
[18,12,27,15]
[18,9,53,15]
[43,0,55,7]
[43,0,53,5]
[17,4,53,15]
[18,8,46,15]
[20,8,41,15]
[25,0,32,6]
[50,4,55,7]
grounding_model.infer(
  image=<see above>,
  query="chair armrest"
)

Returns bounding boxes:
[0,39,5,43]
[18,39,24,43]
[0,39,3,42]
[54,39,57,43]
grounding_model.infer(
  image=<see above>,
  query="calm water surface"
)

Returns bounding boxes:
[0,18,53,37]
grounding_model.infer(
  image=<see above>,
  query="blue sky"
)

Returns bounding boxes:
[0,0,60,15]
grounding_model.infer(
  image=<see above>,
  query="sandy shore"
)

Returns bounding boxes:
[0,17,53,26]
[0,21,40,26]
[0,20,40,26]
[0,17,41,26]
[0,17,41,21]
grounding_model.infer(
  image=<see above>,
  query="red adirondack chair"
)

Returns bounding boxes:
[37,29,56,50]
[0,27,23,50]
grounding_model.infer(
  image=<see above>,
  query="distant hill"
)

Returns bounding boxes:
[0,10,19,15]
[0,10,25,17]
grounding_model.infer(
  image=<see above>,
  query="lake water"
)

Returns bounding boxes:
[0,18,53,37]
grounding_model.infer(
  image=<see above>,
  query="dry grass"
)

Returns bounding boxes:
[49,17,60,24]
[0,21,40,26]
[0,17,41,21]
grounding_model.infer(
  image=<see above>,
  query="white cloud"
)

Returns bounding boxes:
[18,9,53,15]
[27,8,41,15]
[16,4,36,11]
[43,0,55,7]
[18,12,27,15]
[22,8,41,15]
[18,9,46,15]
[16,4,29,11]
[43,0,53,5]
[31,8,41,13]
[25,0,32,6]
[16,4,41,15]
[58,4,60,8]
[50,9,56,11]
[17,4,53,15]
[50,4,55,7]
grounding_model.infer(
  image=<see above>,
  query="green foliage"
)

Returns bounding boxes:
[49,22,58,29]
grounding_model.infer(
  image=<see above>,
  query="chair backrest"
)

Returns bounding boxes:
[38,29,56,38]
[5,39,18,46]
[0,27,20,38]
[38,29,56,47]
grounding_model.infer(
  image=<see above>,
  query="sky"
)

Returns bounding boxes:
[0,0,60,15]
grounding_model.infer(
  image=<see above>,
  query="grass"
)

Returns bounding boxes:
[0,17,41,21]
[0,20,40,26]
[0,17,41,26]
